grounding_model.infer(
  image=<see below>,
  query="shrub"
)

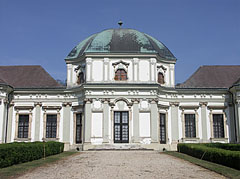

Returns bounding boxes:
[0,141,64,168]
[177,143,240,170]
[203,143,240,151]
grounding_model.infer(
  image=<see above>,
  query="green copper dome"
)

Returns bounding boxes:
[66,28,176,60]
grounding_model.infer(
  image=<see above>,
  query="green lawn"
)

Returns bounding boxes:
[0,151,78,179]
[165,151,240,179]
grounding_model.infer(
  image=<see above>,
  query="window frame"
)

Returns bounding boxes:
[75,113,83,144]
[46,114,58,139]
[17,114,29,139]
[212,114,224,138]
[184,114,196,138]
[159,113,167,144]
[114,69,127,81]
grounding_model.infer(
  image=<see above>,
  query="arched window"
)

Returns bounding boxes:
[77,72,84,84]
[115,69,127,81]
[158,72,164,84]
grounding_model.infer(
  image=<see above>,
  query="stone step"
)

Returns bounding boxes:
[86,144,154,151]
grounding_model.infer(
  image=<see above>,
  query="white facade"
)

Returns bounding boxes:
[0,28,239,151]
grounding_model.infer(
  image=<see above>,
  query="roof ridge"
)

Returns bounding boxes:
[201,65,240,67]
[0,65,42,67]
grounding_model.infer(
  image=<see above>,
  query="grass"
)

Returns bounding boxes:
[165,151,240,179]
[0,151,78,179]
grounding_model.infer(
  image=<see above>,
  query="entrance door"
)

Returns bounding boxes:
[114,111,129,143]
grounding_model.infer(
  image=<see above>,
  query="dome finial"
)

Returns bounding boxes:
[118,20,123,28]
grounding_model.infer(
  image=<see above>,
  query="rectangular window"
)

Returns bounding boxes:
[18,114,29,138]
[160,113,166,144]
[213,114,224,138]
[76,113,82,144]
[46,114,57,138]
[185,114,196,138]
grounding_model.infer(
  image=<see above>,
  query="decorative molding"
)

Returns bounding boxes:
[100,98,110,104]
[72,105,84,111]
[199,102,208,107]
[14,106,34,111]
[34,102,42,107]
[112,60,130,68]
[131,98,140,104]
[179,105,199,110]
[84,98,93,104]
[169,102,179,107]
[157,65,167,72]
[207,105,227,110]
[147,98,158,104]
[62,102,72,107]
[42,106,62,111]
[158,104,169,109]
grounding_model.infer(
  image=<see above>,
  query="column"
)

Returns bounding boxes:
[34,102,41,141]
[181,109,185,139]
[133,58,138,81]
[170,102,179,143]
[84,99,92,143]
[237,102,240,143]
[132,99,140,142]
[103,58,109,82]
[6,103,14,142]
[86,58,92,82]
[200,102,208,142]
[102,99,109,143]
[150,99,158,142]
[150,58,156,82]
[67,64,72,87]
[62,102,71,142]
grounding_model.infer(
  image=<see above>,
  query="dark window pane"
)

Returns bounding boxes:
[160,113,166,144]
[115,69,127,81]
[213,114,224,138]
[76,113,82,143]
[18,115,29,138]
[158,72,164,84]
[114,112,129,143]
[185,114,196,138]
[46,114,57,138]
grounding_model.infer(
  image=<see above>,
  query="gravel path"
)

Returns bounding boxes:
[18,151,225,179]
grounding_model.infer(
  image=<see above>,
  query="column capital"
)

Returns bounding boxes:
[62,102,72,107]
[100,98,110,104]
[170,102,179,107]
[84,98,93,104]
[131,98,140,104]
[34,102,42,107]
[199,102,208,107]
[148,98,158,104]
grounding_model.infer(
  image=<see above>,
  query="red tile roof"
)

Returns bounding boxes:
[0,66,63,88]
[178,65,240,88]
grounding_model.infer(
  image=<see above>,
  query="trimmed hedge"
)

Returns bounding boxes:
[177,143,240,170]
[0,141,64,168]
[203,143,240,151]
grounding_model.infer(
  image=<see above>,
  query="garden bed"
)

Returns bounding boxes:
[177,143,240,170]
[0,141,64,168]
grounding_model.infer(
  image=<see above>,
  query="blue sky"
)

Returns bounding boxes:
[0,0,239,84]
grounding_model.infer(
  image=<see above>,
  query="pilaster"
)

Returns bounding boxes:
[102,99,110,143]
[132,99,140,142]
[62,102,72,142]
[34,102,42,141]
[170,102,179,143]
[200,102,208,142]
[6,102,14,142]
[84,99,92,143]
[150,99,158,142]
